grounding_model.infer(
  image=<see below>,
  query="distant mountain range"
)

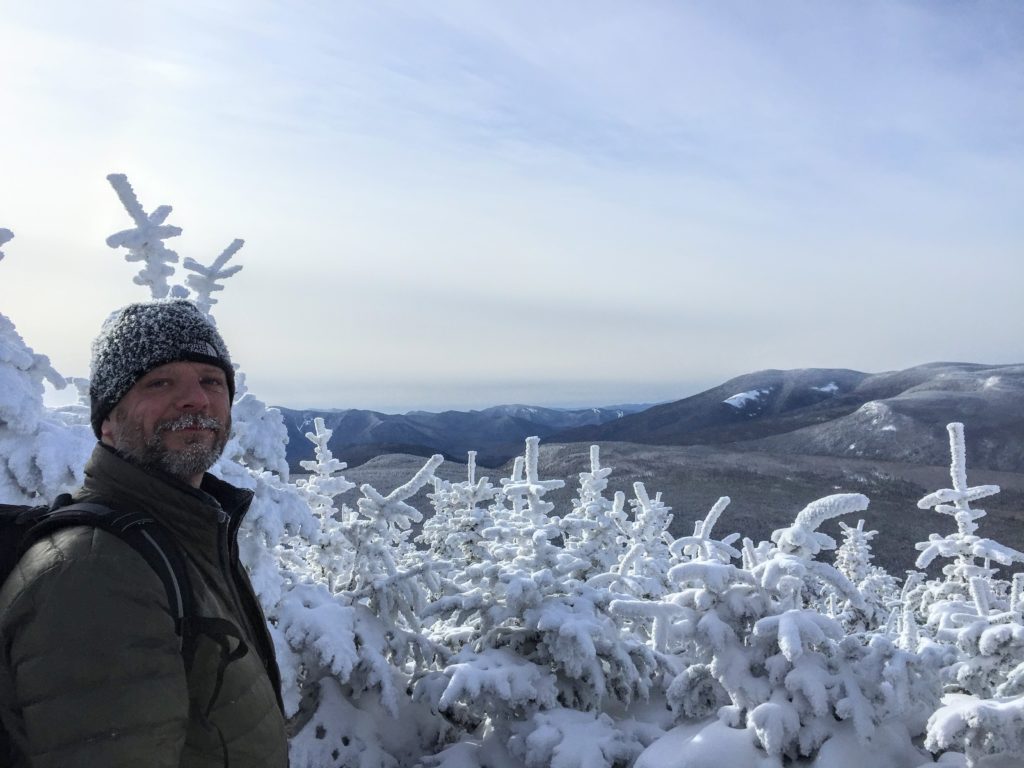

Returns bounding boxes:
[275,403,651,471]
[553,362,1024,472]
[276,362,1024,474]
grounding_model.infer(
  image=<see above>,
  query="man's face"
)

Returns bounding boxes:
[100,360,232,487]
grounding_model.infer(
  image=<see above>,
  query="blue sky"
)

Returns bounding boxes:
[1,1,1022,412]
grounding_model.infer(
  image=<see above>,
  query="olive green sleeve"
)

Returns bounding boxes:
[0,526,190,768]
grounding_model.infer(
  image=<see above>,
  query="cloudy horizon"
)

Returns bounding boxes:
[2,1,1022,413]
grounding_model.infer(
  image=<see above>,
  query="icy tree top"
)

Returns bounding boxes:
[0,228,12,261]
[183,239,244,317]
[105,174,182,299]
[576,445,613,503]
[917,423,999,537]
[298,417,355,501]
[500,436,564,520]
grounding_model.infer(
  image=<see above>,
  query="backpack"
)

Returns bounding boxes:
[0,493,195,642]
[0,493,249,766]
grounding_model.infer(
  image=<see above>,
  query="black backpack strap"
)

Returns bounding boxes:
[19,502,194,652]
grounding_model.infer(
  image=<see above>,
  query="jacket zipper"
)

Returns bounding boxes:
[216,509,256,642]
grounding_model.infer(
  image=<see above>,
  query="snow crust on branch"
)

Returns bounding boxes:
[183,239,244,316]
[105,173,183,299]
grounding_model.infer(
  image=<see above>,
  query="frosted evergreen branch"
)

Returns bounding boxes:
[183,238,244,316]
[970,577,992,617]
[351,561,441,601]
[609,599,686,652]
[0,228,12,261]
[104,173,182,299]
[357,454,443,528]
[753,609,843,662]
[899,606,920,650]
[1012,574,1024,615]
[771,493,868,557]
[795,493,869,530]
[670,496,740,562]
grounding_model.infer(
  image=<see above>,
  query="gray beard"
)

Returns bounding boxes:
[113,413,230,483]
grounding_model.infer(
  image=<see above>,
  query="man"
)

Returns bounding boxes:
[0,300,288,767]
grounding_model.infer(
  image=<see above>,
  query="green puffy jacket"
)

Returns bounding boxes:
[0,445,288,767]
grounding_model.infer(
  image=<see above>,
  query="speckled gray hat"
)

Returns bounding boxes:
[89,299,235,437]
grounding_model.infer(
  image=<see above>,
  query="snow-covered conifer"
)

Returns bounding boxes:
[615,482,676,599]
[0,232,92,502]
[914,424,1023,608]
[559,446,629,577]
[419,451,497,568]
[653,497,770,720]
[834,520,900,632]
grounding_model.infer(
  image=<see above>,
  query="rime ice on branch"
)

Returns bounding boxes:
[183,239,244,317]
[105,174,183,299]
[670,496,739,564]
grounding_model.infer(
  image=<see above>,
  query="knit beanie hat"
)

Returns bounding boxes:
[89,299,235,438]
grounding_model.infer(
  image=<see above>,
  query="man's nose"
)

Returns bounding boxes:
[176,377,212,410]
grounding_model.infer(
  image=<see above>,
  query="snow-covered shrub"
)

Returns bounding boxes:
[419,450,497,569]
[834,520,901,633]
[559,445,630,578]
[0,230,92,503]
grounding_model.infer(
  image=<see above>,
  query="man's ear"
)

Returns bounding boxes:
[99,415,116,446]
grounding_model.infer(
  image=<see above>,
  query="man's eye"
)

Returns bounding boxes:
[203,378,226,388]
[146,379,170,388]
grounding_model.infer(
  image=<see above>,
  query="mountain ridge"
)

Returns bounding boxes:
[275,362,1024,474]
[549,362,1024,472]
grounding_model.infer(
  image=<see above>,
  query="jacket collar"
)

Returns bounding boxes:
[81,443,254,552]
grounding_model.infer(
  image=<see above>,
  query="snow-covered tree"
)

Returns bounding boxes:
[0,230,92,503]
[834,520,900,633]
[559,445,629,577]
[420,450,498,568]
[613,482,676,599]
[913,424,1024,618]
